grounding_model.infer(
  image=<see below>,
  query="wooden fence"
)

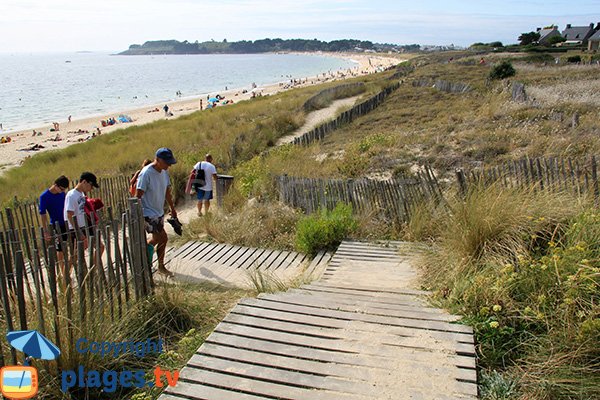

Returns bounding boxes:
[302,82,365,112]
[2,175,131,236]
[277,166,443,223]
[0,198,153,367]
[292,82,401,147]
[412,78,471,93]
[455,156,599,200]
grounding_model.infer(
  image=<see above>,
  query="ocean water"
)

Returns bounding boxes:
[0,52,356,133]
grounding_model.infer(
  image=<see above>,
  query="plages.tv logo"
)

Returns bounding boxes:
[61,337,180,393]
[0,329,60,399]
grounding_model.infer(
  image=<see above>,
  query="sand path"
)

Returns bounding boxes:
[276,95,361,146]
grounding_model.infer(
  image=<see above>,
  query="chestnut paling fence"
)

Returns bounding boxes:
[0,176,153,367]
[276,165,443,224]
[455,155,599,200]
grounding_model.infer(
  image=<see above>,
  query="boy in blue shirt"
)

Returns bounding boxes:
[39,175,70,271]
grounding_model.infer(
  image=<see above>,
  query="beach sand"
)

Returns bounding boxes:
[0,53,403,174]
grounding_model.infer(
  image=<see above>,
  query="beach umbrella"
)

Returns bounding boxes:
[7,330,60,360]
[208,97,219,103]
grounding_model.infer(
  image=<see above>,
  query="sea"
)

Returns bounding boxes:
[0,52,357,133]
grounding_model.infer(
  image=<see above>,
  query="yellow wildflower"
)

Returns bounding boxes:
[489,321,499,329]
[493,305,502,312]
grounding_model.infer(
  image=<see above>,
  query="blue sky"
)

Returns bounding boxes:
[0,0,598,52]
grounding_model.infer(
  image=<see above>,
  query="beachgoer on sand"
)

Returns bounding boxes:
[136,148,178,277]
[191,153,217,217]
[163,104,169,116]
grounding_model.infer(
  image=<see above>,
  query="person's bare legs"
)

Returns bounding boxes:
[203,200,210,215]
[149,229,172,276]
[197,200,203,216]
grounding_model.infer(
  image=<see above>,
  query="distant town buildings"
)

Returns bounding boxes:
[533,22,600,50]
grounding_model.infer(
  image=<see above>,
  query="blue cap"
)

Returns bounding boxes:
[155,147,177,165]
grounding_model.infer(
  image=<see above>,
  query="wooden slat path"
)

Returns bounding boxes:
[163,241,331,288]
[160,240,477,399]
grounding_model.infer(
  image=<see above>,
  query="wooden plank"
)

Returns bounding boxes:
[237,247,269,270]
[224,312,473,355]
[198,342,476,384]
[179,241,213,261]
[214,321,475,369]
[187,353,377,396]
[206,331,476,378]
[168,241,197,259]
[264,251,290,270]
[238,298,472,334]
[189,351,477,398]
[169,365,370,400]
[161,383,267,400]
[183,241,216,260]
[258,292,457,322]
[268,251,293,270]
[305,283,429,298]
[231,303,473,345]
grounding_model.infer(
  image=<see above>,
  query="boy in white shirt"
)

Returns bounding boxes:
[64,172,99,250]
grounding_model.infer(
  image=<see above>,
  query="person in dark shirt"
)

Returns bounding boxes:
[39,175,70,275]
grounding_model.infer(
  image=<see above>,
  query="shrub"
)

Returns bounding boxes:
[489,61,516,80]
[566,55,581,63]
[295,203,357,256]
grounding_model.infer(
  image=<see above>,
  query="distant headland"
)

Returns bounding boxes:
[118,38,421,55]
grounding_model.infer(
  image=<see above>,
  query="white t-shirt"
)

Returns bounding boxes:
[64,188,86,230]
[193,161,217,191]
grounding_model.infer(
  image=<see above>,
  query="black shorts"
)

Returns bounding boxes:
[144,216,165,234]
[53,224,69,252]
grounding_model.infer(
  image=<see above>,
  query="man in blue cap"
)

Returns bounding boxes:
[136,148,178,277]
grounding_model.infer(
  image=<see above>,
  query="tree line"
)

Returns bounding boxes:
[120,38,419,55]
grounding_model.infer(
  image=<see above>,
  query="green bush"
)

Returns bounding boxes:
[295,203,357,256]
[489,61,516,80]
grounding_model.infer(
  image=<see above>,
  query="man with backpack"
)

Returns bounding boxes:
[191,153,217,216]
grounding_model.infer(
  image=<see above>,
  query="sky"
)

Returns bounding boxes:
[0,0,598,52]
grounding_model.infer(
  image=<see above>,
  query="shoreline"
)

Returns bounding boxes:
[0,53,403,174]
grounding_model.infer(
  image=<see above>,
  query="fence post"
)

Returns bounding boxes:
[14,251,28,331]
[592,156,599,203]
[0,256,17,364]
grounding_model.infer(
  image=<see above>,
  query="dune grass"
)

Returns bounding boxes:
[413,184,599,399]
[0,73,392,206]
[5,281,250,399]
[229,52,600,195]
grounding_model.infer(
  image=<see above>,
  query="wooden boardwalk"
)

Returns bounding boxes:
[163,241,331,288]
[160,241,477,399]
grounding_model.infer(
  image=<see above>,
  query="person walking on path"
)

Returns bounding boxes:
[64,172,99,252]
[192,153,217,216]
[136,148,178,277]
[39,175,70,274]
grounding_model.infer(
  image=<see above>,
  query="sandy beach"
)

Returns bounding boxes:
[0,53,402,174]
